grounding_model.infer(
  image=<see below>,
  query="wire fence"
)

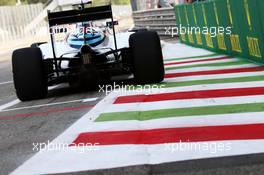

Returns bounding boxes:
[0,3,48,43]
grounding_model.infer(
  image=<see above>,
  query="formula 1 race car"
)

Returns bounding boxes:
[12,2,164,101]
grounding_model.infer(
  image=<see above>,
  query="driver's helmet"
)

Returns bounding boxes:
[67,22,105,49]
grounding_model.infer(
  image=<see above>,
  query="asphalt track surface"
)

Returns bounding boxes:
[1,46,264,175]
[0,51,104,175]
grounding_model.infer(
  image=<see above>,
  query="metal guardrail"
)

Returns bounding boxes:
[133,7,177,37]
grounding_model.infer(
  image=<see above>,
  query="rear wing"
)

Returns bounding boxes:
[48,5,113,26]
[47,4,117,74]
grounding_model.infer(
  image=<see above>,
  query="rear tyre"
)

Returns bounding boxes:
[129,31,164,84]
[12,48,48,101]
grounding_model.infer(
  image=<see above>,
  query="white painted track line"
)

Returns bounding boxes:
[104,95,264,113]
[165,59,237,68]
[0,99,20,111]
[163,55,228,64]
[164,71,264,82]
[0,81,13,85]
[82,98,98,102]
[0,97,98,113]
[0,85,59,112]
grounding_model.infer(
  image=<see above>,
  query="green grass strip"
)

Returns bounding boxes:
[165,60,250,71]
[165,53,220,62]
[96,103,264,122]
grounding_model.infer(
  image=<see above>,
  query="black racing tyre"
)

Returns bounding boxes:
[129,31,164,84]
[12,48,48,101]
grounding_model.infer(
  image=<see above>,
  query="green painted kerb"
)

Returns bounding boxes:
[165,60,251,70]
[96,103,264,122]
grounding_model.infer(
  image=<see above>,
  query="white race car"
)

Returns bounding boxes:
[12,3,164,101]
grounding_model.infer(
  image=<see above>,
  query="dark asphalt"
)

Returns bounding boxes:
[63,154,264,175]
[0,52,104,175]
[1,50,264,175]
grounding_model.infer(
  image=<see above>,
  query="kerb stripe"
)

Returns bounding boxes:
[71,124,264,146]
[114,87,264,104]
[165,67,264,78]
[164,56,230,66]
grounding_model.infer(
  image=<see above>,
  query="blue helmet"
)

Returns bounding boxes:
[67,22,105,49]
